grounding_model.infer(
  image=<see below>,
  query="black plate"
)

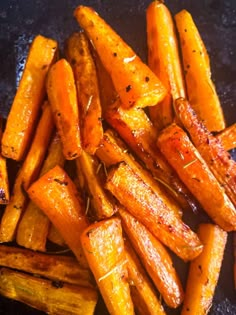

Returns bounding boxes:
[0,0,235,314]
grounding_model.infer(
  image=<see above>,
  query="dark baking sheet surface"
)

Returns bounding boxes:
[0,0,235,314]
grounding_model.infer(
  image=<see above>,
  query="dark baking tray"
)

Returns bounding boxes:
[0,0,235,314]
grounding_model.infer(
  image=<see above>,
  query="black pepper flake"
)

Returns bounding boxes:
[113,52,117,57]
[186,64,190,69]
[184,29,187,32]
[145,76,150,82]
[186,307,190,312]
[126,85,132,92]
[192,50,196,53]
[51,280,64,288]
[57,112,61,117]
[54,178,68,186]
[41,64,48,70]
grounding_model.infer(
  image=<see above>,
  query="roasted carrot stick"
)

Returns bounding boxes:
[120,207,184,308]
[175,10,225,132]
[157,123,236,231]
[175,98,236,208]
[47,58,82,160]
[181,224,227,315]
[27,165,89,268]
[147,0,186,130]
[216,123,236,151]
[1,35,57,161]
[0,116,9,204]
[81,218,135,315]
[106,162,203,261]
[74,5,166,109]
[0,102,54,243]
[105,99,200,213]
[16,133,65,251]
[47,224,66,247]
[65,31,103,155]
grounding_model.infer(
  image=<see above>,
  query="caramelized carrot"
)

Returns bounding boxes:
[81,218,135,315]
[65,32,103,154]
[120,207,184,308]
[147,0,186,130]
[27,165,89,268]
[0,117,9,204]
[74,5,166,109]
[1,35,58,161]
[0,102,54,242]
[157,123,236,231]
[47,58,82,160]
[216,123,236,151]
[47,224,66,247]
[175,10,225,132]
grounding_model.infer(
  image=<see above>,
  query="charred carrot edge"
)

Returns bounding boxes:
[74,5,166,109]
[105,99,200,213]
[1,35,58,161]
[175,10,225,132]
[120,207,184,308]
[47,224,66,247]
[147,0,186,130]
[65,31,103,155]
[47,58,82,160]
[0,102,54,243]
[16,133,65,252]
[106,162,203,261]
[157,123,236,231]
[181,224,227,315]
[81,218,135,315]
[0,267,98,315]
[175,98,236,208]
[216,123,236,152]
[27,165,89,268]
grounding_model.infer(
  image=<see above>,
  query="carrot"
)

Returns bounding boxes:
[175,98,236,208]
[47,58,82,160]
[0,267,98,315]
[65,31,103,154]
[47,224,66,247]
[216,123,236,151]
[27,165,89,268]
[74,5,166,109]
[181,224,227,315]
[106,162,203,261]
[81,218,135,315]
[146,0,186,130]
[120,207,184,308]
[175,10,225,132]
[1,35,58,161]
[124,240,166,315]
[0,102,54,242]
[157,123,236,231]
[105,99,200,213]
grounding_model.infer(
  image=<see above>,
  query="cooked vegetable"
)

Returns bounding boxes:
[65,31,103,154]
[0,267,98,315]
[216,123,236,151]
[0,102,54,242]
[106,162,203,261]
[175,10,225,132]
[74,5,166,109]
[1,35,58,161]
[27,165,89,268]
[181,224,227,315]
[157,123,236,231]
[147,0,186,130]
[81,218,135,315]
[47,224,66,247]
[119,207,184,308]
[47,58,82,160]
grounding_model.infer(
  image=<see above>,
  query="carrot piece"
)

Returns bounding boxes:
[175,98,236,208]
[65,31,103,155]
[74,5,166,109]
[27,165,89,268]
[216,123,236,151]
[81,218,135,315]
[157,123,236,231]
[16,133,65,251]
[120,207,184,308]
[47,224,66,247]
[0,102,54,242]
[1,35,58,161]
[76,151,116,220]
[0,267,98,315]
[0,245,94,288]
[105,99,200,213]
[106,162,203,261]
[146,0,186,130]
[47,58,82,160]
[175,10,225,132]
[0,117,9,204]
[181,224,227,315]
